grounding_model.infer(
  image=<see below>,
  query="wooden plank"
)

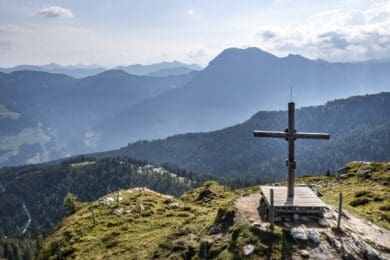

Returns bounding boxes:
[253,131,287,138]
[260,186,327,208]
[294,132,330,139]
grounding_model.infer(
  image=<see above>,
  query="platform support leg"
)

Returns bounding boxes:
[270,189,274,232]
[337,192,343,230]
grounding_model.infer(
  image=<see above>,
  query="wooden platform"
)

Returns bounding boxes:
[260,186,327,215]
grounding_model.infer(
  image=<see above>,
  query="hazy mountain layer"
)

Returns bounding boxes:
[0,70,194,167]
[0,61,201,78]
[98,48,390,148]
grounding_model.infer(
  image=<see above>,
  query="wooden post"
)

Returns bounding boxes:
[90,208,96,227]
[337,192,342,230]
[270,189,274,232]
[287,102,295,198]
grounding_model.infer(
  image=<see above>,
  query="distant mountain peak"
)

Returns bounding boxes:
[206,47,279,70]
[94,69,132,78]
[218,47,276,57]
[284,53,311,62]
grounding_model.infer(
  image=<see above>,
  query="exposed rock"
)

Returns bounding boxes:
[358,170,371,179]
[210,207,235,234]
[113,207,124,216]
[251,221,267,232]
[100,196,115,206]
[163,198,173,204]
[323,182,332,187]
[351,234,381,260]
[198,188,217,200]
[291,227,307,241]
[134,204,145,212]
[251,221,262,229]
[308,184,319,189]
[243,244,255,256]
[307,229,320,244]
[169,202,180,209]
[342,252,356,260]
[300,249,310,258]
[317,190,323,197]
[318,218,330,227]
[337,167,349,175]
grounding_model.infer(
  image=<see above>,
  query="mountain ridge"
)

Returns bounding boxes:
[97,47,390,148]
[1,47,390,167]
[0,61,201,78]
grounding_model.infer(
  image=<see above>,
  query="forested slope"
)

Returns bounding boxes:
[107,92,390,179]
[0,156,211,238]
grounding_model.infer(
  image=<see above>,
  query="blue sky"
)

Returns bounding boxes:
[0,0,389,67]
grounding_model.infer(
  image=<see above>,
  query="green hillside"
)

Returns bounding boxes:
[298,161,390,229]
[36,162,389,259]
[0,156,212,239]
[38,182,277,259]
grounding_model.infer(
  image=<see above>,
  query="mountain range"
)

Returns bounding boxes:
[0,47,389,167]
[97,47,390,148]
[0,61,201,78]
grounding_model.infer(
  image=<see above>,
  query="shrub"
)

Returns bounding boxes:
[63,193,78,215]
[203,181,218,188]
[379,204,390,211]
[350,197,371,207]
[354,190,373,198]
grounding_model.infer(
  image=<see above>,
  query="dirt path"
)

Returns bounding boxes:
[235,193,261,223]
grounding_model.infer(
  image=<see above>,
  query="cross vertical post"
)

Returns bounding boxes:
[270,188,274,232]
[288,102,295,197]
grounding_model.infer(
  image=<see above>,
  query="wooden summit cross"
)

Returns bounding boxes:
[254,101,330,198]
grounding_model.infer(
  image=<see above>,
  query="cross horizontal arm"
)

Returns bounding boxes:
[294,132,330,140]
[253,131,288,138]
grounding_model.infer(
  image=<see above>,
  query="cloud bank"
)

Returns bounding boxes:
[256,1,390,61]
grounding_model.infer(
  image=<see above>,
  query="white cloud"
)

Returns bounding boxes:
[187,8,195,16]
[186,8,201,18]
[255,1,390,61]
[38,6,74,18]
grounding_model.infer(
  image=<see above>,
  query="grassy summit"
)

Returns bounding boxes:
[38,162,389,259]
[38,183,286,259]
